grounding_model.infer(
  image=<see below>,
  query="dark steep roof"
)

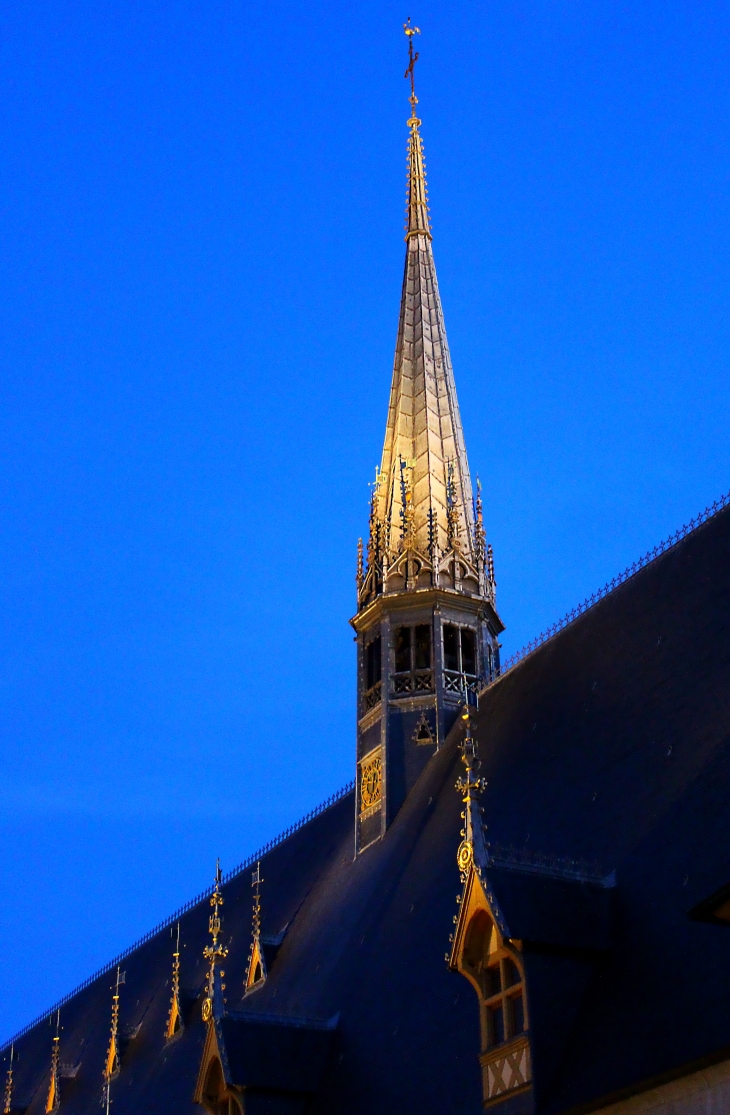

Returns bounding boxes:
[6,503,730,1114]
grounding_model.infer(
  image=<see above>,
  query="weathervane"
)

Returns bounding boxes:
[404,18,421,121]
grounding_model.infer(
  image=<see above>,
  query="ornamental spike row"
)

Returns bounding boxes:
[496,489,730,677]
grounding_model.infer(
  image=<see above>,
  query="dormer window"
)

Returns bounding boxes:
[451,898,532,1106]
[392,624,433,695]
[443,624,478,693]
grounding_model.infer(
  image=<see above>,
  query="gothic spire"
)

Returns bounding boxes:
[366,23,481,599]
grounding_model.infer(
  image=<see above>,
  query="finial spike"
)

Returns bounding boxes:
[245,861,268,990]
[202,860,229,1023]
[165,922,183,1040]
[3,1043,14,1115]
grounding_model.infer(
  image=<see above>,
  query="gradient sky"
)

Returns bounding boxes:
[1,0,730,1042]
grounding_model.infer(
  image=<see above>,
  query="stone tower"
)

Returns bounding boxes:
[352,30,504,853]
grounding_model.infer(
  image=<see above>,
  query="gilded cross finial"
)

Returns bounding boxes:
[404,18,421,121]
[202,860,228,1022]
[455,703,487,874]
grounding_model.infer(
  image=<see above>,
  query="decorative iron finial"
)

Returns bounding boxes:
[45,1011,61,1113]
[202,860,228,1022]
[245,861,268,989]
[455,702,487,878]
[404,18,421,119]
[103,966,125,1115]
[3,1043,14,1115]
[165,923,182,1040]
[403,20,431,240]
[252,861,263,940]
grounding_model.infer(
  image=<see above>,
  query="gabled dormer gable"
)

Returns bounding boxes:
[448,706,616,1108]
[193,1012,338,1115]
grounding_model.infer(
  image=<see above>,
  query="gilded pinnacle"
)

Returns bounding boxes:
[202,860,228,1023]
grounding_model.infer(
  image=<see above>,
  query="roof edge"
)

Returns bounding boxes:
[484,489,730,690]
[0,781,355,1054]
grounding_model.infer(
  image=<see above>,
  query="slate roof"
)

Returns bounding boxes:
[5,502,730,1115]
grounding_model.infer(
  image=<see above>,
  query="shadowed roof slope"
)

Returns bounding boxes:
[5,504,730,1114]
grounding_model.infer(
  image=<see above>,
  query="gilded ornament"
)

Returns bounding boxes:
[457,840,473,872]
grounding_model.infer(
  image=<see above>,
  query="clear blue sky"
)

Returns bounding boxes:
[1,0,729,1042]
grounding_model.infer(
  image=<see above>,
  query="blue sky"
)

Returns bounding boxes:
[1,0,729,1041]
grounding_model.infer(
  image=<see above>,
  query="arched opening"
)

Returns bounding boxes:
[201,1057,242,1115]
[461,909,527,1052]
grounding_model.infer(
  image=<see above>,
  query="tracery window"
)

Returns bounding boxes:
[392,624,433,695]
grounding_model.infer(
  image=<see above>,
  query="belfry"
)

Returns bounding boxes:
[353,21,503,852]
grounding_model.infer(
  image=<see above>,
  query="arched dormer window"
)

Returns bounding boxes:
[462,911,527,1051]
[451,881,532,1106]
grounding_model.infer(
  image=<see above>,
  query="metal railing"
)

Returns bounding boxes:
[495,489,730,679]
[443,670,478,695]
[363,682,382,710]
[392,669,434,695]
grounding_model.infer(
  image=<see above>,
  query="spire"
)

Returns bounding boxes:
[202,860,228,1023]
[351,24,504,856]
[359,22,485,605]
